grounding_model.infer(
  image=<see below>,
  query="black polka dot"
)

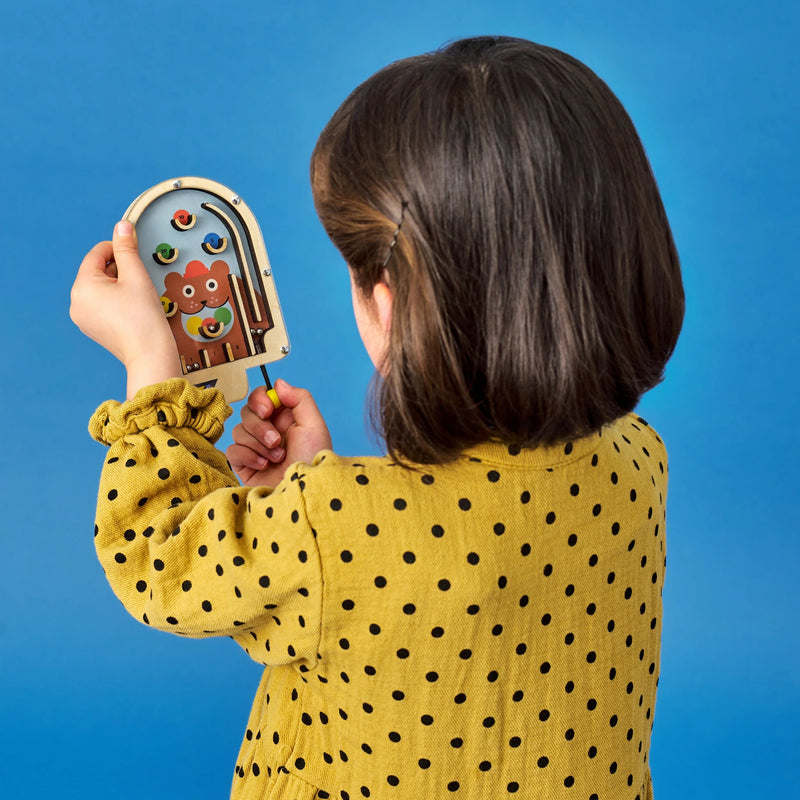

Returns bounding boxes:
[458,498,471,511]
[394,498,407,510]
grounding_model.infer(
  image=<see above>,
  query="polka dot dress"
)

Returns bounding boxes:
[91,379,667,800]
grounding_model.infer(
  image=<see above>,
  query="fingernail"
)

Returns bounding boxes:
[254,404,269,419]
[115,220,134,236]
[269,447,285,461]
[255,456,267,468]
[264,431,280,447]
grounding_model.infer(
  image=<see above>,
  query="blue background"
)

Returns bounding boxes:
[2,0,797,797]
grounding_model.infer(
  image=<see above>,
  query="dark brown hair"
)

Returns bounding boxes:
[311,36,684,464]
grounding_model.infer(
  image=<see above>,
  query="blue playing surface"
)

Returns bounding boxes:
[2,1,798,797]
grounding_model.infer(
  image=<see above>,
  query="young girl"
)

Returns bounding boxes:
[71,36,683,800]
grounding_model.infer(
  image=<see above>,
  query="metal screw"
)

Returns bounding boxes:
[280,345,289,354]
[262,268,272,277]
[231,195,241,205]
[172,180,182,189]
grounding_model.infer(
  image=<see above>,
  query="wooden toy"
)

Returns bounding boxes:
[124,177,289,404]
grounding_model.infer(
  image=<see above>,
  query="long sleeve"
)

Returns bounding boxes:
[89,379,323,667]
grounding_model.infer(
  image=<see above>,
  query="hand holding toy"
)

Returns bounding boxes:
[71,223,182,398]
[227,380,333,487]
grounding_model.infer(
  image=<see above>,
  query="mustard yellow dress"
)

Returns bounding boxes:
[90,379,667,800]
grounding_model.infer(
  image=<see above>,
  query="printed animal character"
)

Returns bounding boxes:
[161,259,272,372]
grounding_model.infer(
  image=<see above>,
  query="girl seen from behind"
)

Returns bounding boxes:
[71,36,683,800]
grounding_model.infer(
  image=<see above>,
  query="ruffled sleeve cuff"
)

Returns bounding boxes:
[89,378,233,446]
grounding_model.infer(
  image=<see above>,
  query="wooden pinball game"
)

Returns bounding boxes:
[124,177,289,403]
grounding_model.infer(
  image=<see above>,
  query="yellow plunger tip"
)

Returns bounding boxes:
[266,388,281,409]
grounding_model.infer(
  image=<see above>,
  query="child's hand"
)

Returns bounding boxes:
[227,380,333,487]
[71,222,181,398]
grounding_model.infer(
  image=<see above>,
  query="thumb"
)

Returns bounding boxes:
[274,379,324,428]
[112,220,148,281]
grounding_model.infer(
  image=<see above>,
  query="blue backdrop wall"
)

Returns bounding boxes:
[2,1,797,797]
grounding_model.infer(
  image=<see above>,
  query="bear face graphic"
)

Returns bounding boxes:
[164,259,232,315]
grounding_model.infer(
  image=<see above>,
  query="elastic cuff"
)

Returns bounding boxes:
[89,378,232,445]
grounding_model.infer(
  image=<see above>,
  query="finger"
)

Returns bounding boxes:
[246,384,280,419]
[112,220,150,283]
[226,443,268,472]
[232,418,276,457]
[75,241,114,282]
[271,405,300,437]
[273,380,325,429]
[240,406,284,448]
[250,402,298,439]
[232,420,286,463]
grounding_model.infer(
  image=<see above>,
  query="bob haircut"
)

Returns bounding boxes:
[311,36,684,464]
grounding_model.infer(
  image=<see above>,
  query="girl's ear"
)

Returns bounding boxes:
[372,280,393,334]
